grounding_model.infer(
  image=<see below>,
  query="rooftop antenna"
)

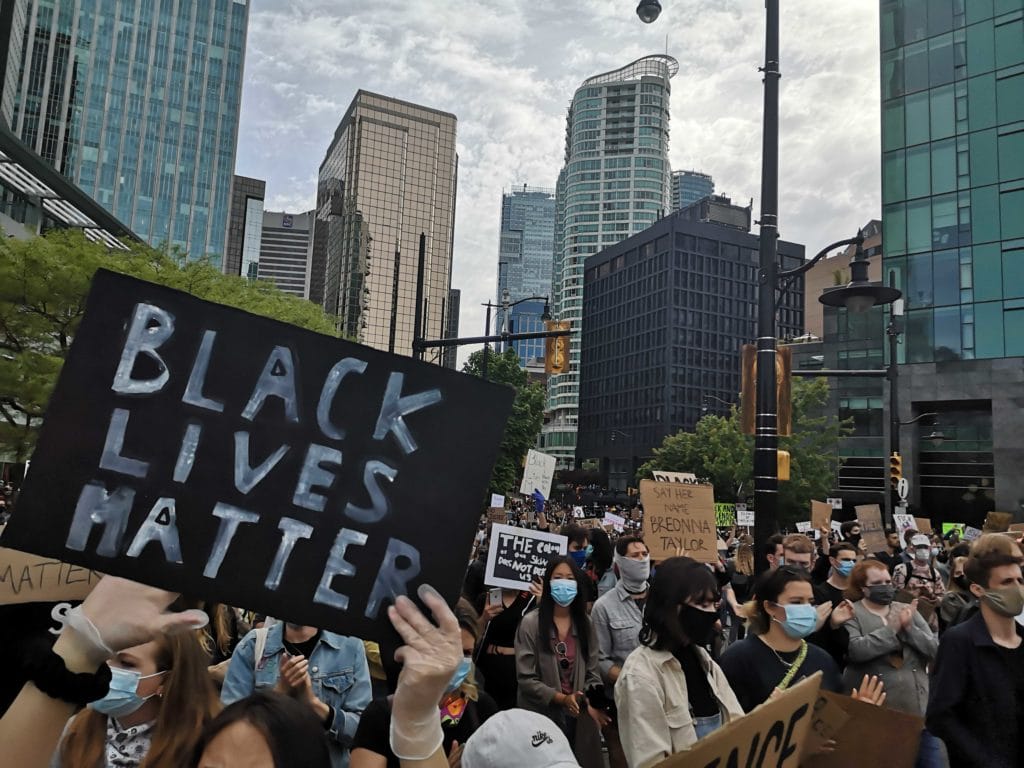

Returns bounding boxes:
[665,34,668,55]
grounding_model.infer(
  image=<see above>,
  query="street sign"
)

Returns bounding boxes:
[897,477,909,501]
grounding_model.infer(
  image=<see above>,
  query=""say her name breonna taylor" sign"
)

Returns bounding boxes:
[0,270,514,642]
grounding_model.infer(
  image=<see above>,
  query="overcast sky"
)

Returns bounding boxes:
[235,0,881,365]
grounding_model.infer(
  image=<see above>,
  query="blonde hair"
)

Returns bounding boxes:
[781,533,815,555]
[60,631,220,768]
[734,543,755,576]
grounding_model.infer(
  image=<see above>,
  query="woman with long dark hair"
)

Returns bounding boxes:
[614,557,743,767]
[586,528,616,599]
[514,555,606,768]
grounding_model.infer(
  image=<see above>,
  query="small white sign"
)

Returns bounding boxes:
[963,525,983,541]
[737,509,755,527]
[795,521,812,533]
[827,497,844,510]
[520,450,557,499]
[897,477,909,501]
[893,513,915,532]
[831,520,844,534]
[572,506,584,518]
[604,511,625,531]
[484,524,568,590]
[490,494,505,509]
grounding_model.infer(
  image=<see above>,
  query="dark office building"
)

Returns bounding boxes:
[577,202,805,489]
[442,288,461,370]
[223,175,265,278]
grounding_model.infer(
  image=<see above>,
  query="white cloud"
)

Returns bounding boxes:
[236,0,881,366]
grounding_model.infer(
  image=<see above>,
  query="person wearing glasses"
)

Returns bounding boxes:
[514,556,608,768]
[614,557,744,768]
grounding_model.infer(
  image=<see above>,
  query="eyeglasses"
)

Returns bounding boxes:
[553,641,570,670]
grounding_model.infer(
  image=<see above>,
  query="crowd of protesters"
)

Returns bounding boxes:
[1,490,1022,768]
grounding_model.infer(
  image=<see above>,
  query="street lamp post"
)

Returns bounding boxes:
[480,291,552,380]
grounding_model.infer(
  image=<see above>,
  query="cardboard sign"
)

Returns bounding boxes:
[855,504,886,554]
[489,494,505,509]
[802,690,923,768]
[893,514,916,534]
[714,503,736,527]
[651,470,701,484]
[652,672,821,768]
[0,537,102,604]
[1009,523,1024,533]
[737,508,755,527]
[963,525,983,541]
[519,449,556,499]
[640,480,717,563]
[0,270,514,642]
[811,500,832,530]
[484,523,567,590]
[914,517,933,534]
[984,511,1013,532]
[487,508,507,525]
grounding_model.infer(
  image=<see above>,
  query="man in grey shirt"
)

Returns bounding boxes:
[591,535,650,768]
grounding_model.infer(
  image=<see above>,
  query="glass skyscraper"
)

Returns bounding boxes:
[880,0,1024,521]
[0,0,249,262]
[314,91,457,358]
[542,55,677,469]
[671,169,714,211]
[495,184,555,365]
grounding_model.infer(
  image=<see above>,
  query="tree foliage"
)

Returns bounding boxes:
[0,230,338,461]
[637,378,851,527]
[461,348,546,497]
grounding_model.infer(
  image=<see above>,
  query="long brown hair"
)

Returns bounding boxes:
[60,631,220,768]
[734,539,755,576]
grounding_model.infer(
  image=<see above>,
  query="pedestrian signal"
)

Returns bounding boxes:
[545,320,570,374]
[777,450,791,482]
[889,452,903,489]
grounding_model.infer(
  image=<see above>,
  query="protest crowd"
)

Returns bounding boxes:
[2,481,1023,768]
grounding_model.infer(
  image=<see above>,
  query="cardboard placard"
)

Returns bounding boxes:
[484,523,567,590]
[0,270,514,642]
[652,673,821,768]
[519,449,556,499]
[811,500,832,530]
[737,508,755,527]
[489,494,505,509]
[802,690,923,768]
[1009,523,1024,533]
[640,480,717,563]
[487,508,508,525]
[914,517,933,534]
[983,511,1013,532]
[715,503,737,527]
[0,533,102,604]
[893,514,916,534]
[855,504,886,554]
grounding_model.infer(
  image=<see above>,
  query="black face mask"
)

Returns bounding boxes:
[954,575,970,591]
[679,605,719,646]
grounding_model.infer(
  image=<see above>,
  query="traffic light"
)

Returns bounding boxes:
[889,452,903,489]
[777,450,791,482]
[545,320,570,374]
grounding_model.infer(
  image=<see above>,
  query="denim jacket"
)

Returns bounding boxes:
[221,624,372,768]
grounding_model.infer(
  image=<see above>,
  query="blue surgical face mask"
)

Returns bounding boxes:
[89,666,165,719]
[550,579,579,607]
[446,658,472,692]
[569,550,587,568]
[773,603,818,639]
[834,560,855,578]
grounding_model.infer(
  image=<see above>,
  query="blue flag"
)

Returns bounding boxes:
[532,488,546,514]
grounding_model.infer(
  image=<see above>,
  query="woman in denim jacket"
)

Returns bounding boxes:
[221,621,372,768]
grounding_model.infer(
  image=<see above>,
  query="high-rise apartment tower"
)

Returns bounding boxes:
[542,55,677,468]
[671,169,714,211]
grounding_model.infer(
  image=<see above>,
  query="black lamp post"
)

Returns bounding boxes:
[481,291,552,380]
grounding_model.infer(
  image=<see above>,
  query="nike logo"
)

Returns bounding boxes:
[531,731,554,748]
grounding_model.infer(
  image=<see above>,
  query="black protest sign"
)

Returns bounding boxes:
[484,523,567,589]
[0,270,513,642]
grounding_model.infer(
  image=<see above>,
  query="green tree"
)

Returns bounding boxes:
[0,230,338,462]
[637,378,850,528]
[462,348,546,497]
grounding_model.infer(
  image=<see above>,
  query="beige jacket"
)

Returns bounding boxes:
[614,644,744,768]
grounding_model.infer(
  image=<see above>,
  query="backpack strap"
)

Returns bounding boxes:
[253,626,270,673]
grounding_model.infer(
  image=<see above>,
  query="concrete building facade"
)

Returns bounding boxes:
[259,210,313,298]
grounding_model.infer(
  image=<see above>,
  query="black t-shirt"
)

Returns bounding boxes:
[813,581,844,608]
[997,642,1024,759]
[282,630,321,660]
[718,635,843,713]
[674,645,718,717]
[352,692,499,768]
[481,592,534,647]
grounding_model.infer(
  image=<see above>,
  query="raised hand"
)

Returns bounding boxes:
[829,599,855,628]
[851,674,887,707]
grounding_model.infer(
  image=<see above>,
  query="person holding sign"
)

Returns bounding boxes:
[220,620,372,768]
[514,557,605,768]
[842,560,942,768]
[614,557,744,768]
[927,534,1024,768]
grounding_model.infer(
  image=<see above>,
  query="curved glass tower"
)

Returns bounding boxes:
[542,55,677,469]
